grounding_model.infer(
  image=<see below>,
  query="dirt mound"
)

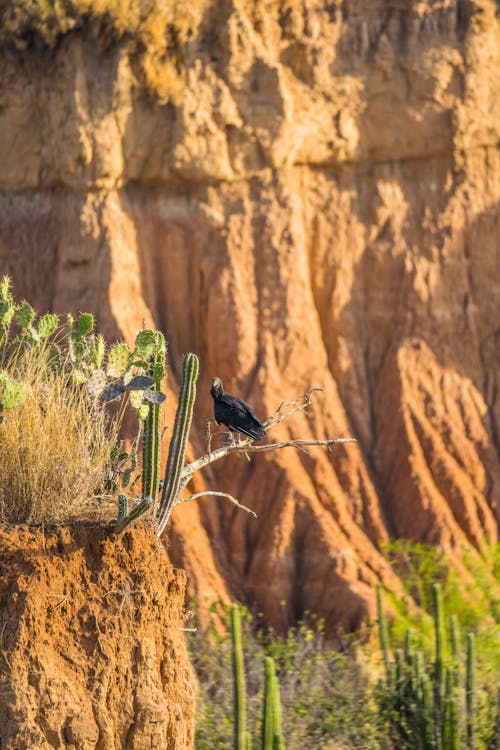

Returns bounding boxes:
[0,524,194,750]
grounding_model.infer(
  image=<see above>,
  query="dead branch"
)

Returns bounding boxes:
[178,437,356,496]
[119,387,357,531]
[173,490,257,517]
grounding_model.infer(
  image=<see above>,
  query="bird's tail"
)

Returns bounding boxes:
[235,424,265,441]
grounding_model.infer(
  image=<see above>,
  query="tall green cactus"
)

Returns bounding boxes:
[141,331,166,505]
[263,657,276,750]
[449,615,460,665]
[262,657,284,750]
[421,672,435,750]
[271,661,284,750]
[466,633,476,750]
[442,666,459,750]
[376,583,480,750]
[376,583,391,683]
[231,604,248,750]
[228,605,285,750]
[433,583,446,720]
[156,352,199,537]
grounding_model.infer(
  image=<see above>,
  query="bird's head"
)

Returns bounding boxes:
[210,377,224,399]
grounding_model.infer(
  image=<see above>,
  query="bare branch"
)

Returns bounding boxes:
[173,490,257,517]
[179,437,357,493]
[166,386,357,523]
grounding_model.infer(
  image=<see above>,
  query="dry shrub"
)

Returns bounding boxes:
[0,345,118,524]
[0,0,207,102]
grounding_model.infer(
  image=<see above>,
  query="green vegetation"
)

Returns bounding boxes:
[0,277,175,527]
[0,277,206,534]
[231,604,250,750]
[0,279,118,523]
[0,277,273,534]
[0,0,206,101]
[189,543,500,750]
[141,330,166,506]
[380,541,500,682]
[376,582,484,749]
[188,603,382,750]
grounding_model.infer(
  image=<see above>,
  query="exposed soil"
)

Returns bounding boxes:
[0,524,194,750]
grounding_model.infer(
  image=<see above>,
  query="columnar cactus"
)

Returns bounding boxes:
[466,633,476,750]
[376,583,391,683]
[442,666,459,750]
[433,583,446,716]
[262,657,284,750]
[156,352,199,537]
[377,583,479,750]
[141,331,166,505]
[231,604,248,750]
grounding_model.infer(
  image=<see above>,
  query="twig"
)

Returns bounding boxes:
[264,387,322,429]
[46,593,68,611]
[172,490,257,517]
[205,418,230,453]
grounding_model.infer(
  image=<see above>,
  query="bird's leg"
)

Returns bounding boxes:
[220,430,236,447]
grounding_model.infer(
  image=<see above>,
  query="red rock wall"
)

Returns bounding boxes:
[0,0,498,628]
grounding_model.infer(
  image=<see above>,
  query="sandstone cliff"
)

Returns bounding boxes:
[0,0,498,629]
[0,525,194,749]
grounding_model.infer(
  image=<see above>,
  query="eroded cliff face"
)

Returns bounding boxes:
[0,0,499,629]
[0,525,194,749]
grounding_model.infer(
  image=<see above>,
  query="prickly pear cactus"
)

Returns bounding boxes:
[106,344,131,377]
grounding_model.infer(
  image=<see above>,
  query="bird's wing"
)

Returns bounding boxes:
[220,394,262,424]
[216,394,265,438]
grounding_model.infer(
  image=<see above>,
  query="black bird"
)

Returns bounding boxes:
[210,377,265,441]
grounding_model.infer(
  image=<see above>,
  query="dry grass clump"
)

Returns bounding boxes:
[0,344,118,524]
[0,0,207,102]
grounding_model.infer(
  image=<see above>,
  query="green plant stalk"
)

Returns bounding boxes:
[433,583,445,725]
[156,352,199,536]
[376,583,391,685]
[244,732,252,750]
[420,673,435,750]
[442,666,459,750]
[449,614,460,664]
[404,628,413,664]
[231,604,247,750]
[142,332,166,504]
[114,497,153,534]
[117,494,129,522]
[272,658,285,750]
[263,657,277,750]
[466,633,476,750]
[449,615,461,691]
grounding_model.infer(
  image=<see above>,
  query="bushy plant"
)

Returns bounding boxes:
[0,0,206,102]
[0,340,118,524]
[0,276,169,525]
